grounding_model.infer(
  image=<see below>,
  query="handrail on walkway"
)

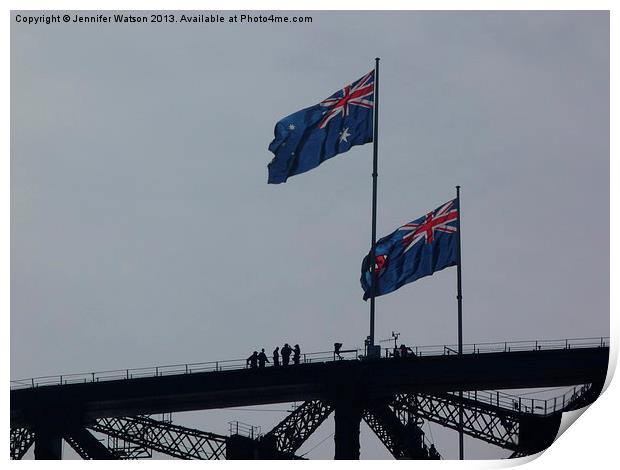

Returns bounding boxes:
[10,336,608,391]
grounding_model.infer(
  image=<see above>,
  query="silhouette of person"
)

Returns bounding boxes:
[429,444,440,459]
[247,351,258,369]
[334,342,343,360]
[400,344,409,358]
[273,347,280,367]
[258,348,270,368]
[281,343,292,366]
[293,344,301,365]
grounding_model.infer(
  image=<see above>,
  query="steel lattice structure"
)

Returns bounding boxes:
[105,434,153,459]
[265,383,600,459]
[10,427,35,460]
[10,383,599,460]
[562,383,602,411]
[63,425,118,460]
[388,384,598,455]
[264,400,334,455]
[88,416,227,460]
[363,403,440,459]
[10,341,608,460]
[391,392,521,450]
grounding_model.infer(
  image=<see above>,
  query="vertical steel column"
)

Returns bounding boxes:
[333,400,362,459]
[34,425,62,460]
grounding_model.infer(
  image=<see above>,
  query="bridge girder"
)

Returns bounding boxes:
[392,392,520,450]
[10,345,607,460]
[76,400,333,461]
[10,427,35,460]
[264,399,334,455]
[87,416,227,460]
[63,426,118,460]
[388,385,602,456]
[11,384,598,460]
[363,403,441,459]
[11,346,608,430]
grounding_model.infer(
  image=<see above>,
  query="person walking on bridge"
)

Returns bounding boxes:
[334,342,343,360]
[281,343,292,366]
[258,348,270,368]
[273,347,280,367]
[293,344,301,365]
[247,351,258,369]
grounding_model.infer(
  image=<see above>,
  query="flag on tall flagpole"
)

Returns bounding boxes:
[267,70,375,184]
[360,199,459,299]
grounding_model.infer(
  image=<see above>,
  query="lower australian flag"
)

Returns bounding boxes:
[361,199,459,300]
[267,70,374,184]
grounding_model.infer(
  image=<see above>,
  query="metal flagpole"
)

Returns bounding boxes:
[455,185,464,460]
[369,57,380,351]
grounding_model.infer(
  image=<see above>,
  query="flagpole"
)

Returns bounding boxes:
[456,185,464,460]
[369,57,380,350]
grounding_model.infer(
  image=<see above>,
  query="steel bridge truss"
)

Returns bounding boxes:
[392,392,521,450]
[264,399,334,455]
[389,384,599,456]
[363,403,441,459]
[63,425,119,460]
[104,434,153,459]
[87,416,227,460]
[10,427,35,460]
[10,382,600,460]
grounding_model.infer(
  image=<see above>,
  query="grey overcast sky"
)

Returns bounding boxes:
[11,10,609,459]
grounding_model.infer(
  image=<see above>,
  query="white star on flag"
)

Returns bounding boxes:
[339,127,351,143]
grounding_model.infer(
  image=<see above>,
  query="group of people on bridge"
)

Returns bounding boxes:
[246,344,301,369]
[391,344,415,359]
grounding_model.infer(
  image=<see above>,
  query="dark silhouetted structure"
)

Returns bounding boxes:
[9,337,609,460]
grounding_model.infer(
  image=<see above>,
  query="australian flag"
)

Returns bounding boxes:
[361,199,459,300]
[267,70,374,184]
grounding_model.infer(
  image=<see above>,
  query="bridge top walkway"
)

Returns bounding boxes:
[11,337,608,417]
[10,337,609,428]
[11,336,608,391]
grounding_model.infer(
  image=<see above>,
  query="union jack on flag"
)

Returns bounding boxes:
[399,200,458,252]
[361,199,460,300]
[318,70,374,129]
[267,70,375,184]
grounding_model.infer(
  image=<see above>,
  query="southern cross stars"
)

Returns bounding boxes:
[288,124,296,130]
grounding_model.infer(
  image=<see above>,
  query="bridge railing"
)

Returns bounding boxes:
[448,383,593,416]
[416,336,608,357]
[10,337,608,390]
[228,420,262,439]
